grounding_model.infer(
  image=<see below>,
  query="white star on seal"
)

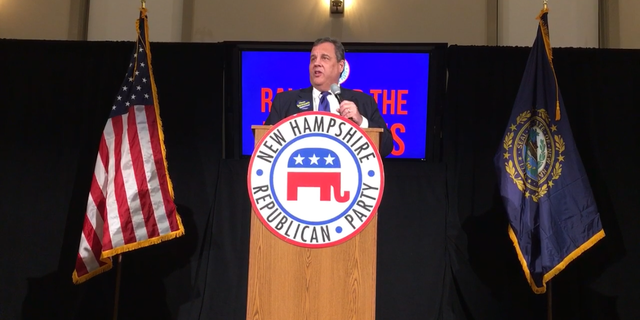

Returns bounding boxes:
[324,154,335,165]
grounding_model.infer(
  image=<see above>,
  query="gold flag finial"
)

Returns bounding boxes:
[543,0,548,10]
[141,0,146,9]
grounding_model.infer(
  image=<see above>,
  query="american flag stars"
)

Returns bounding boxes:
[110,44,151,117]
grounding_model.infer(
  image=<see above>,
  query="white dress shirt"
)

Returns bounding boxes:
[312,87,369,128]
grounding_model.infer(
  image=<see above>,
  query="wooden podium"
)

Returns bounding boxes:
[246,125,384,320]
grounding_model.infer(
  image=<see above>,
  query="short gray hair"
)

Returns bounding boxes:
[313,37,345,62]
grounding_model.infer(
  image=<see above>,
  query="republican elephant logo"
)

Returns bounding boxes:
[286,147,350,203]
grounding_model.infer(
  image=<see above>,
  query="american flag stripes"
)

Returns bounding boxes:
[72,7,184,284]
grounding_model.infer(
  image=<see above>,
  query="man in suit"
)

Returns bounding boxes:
[264,37,394,158]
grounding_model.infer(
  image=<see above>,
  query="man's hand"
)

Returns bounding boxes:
[338,100,362,126]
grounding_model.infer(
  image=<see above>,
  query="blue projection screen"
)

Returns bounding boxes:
[241,50,430,159]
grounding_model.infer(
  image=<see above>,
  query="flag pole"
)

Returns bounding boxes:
[543,2,551,318]
[547,280,553,320]
[112,255,123,320]
[113,2,141,318]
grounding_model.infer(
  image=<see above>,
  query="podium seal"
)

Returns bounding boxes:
[247,112,385,248]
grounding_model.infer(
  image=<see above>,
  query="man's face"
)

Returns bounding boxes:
[309,42,344,91]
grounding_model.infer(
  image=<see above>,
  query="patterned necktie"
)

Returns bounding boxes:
[318,91,331,112]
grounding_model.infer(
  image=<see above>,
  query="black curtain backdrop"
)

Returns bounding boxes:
[444,45,640,320]
[0,39,224,320]
[0,39,639,320]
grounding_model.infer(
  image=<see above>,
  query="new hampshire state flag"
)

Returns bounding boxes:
[494,7,605,294]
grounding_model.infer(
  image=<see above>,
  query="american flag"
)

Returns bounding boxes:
[72,8,184,284]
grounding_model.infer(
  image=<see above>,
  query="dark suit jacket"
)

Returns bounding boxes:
[264,86,393,157]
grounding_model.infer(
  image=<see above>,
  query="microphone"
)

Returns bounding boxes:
[330,83,342,103]
[330,83,355,122]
